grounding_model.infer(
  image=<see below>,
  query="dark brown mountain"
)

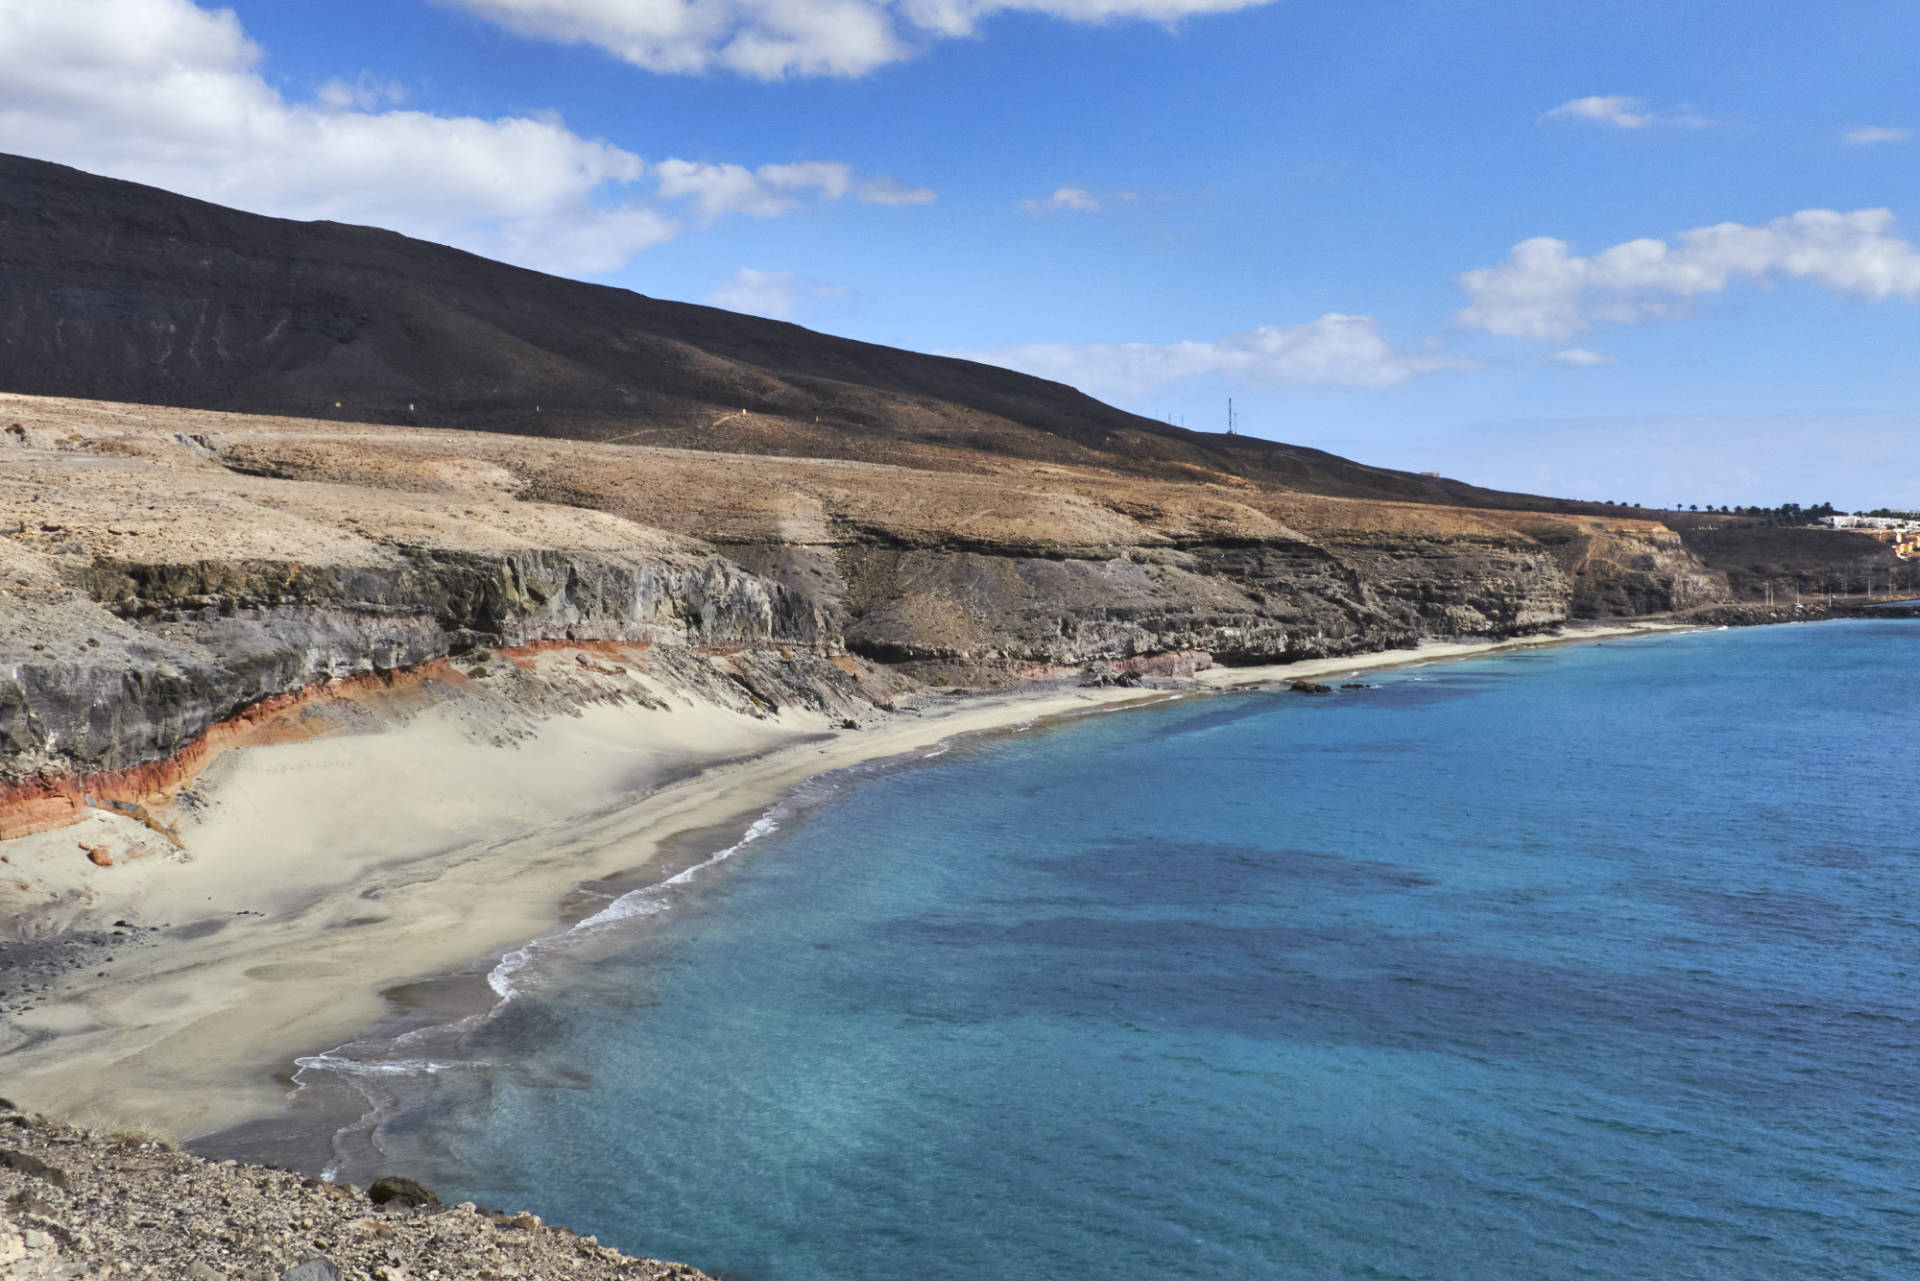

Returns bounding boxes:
[0,151,1574,510]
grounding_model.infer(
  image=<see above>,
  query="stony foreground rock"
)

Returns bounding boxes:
[0,1103,711,1281]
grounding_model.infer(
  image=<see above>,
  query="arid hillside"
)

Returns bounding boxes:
[2,152,1597,511]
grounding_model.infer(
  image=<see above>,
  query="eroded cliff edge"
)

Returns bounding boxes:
[0,394,1744,823]
[0,401,905,839]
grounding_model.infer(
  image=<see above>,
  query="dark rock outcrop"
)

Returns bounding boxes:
[366,1175,438,1208]
[1,545,831,785]
[725,529,1575,679]
[0,1147,69,1188]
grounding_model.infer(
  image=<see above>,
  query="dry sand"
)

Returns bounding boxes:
[0,622,1684,1140]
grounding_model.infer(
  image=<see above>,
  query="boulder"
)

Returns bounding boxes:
[367,1175,439,1209]
[0,1148,69,1188]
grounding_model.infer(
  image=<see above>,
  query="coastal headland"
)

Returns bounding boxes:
[2,154,1915,1277]
[0,386,1894,1140]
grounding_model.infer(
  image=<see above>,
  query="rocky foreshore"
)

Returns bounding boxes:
[0,1101,711,1280]
[1682,599,1920,626]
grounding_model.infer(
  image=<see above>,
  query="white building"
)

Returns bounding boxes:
[1820,515,1920,531]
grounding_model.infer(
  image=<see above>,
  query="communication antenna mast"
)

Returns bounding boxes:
[1227,398,1236,436]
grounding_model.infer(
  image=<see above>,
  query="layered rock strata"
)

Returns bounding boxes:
[8,392,1862,838]
[12,548,825,776]
[0,402,893,836]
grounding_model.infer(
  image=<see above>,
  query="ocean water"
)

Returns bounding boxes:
[307,621,1919,1280]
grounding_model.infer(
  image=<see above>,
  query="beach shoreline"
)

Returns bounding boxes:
[0,620,1686,1145]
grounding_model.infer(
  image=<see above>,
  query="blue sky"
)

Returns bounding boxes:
[3,0,1916,508]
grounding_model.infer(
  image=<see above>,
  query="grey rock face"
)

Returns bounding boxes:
[763,531,1575,674]
[719,506,1730,681]
[79,545,827,650]
[1,543,833,782]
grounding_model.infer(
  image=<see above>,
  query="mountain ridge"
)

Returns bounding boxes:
[0,151,1587,511]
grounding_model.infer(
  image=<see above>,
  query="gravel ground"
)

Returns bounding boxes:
[0,927,159,1017]
[0,1102,712,1281]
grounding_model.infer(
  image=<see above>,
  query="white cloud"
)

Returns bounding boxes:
[1552,348,1618,366]
[1019,186,1101,213]
[441,0,1280,80]
[0,0,927,277]
[0,0,663,273]
[652,158,933,222]
[1457,208,1920,340]
[655,159,845,221]
[1540,95,1712,130]
[1844,125,1912,146]
[856,175,937,205]
[950,315,1476,400]
[708,267,847,319]
[315,72,407,111]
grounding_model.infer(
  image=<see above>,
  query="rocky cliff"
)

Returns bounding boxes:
[5,547,832,778]
[620,471,1724,679]
[0,399,905,834]
[0,395,1746,819]
[2,155,1901,811]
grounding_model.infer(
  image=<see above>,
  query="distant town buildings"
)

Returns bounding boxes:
[1819,515,1920,531]
[1819,515,1920,559]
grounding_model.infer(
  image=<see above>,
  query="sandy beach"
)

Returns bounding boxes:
[0,621,1682,1141]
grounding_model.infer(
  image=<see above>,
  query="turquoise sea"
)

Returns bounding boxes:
[289,620,1919,1280]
